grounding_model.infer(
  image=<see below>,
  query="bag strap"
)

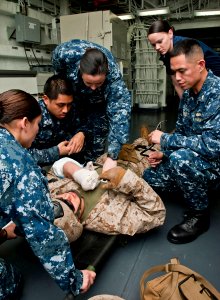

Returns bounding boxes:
[168,263,220,299]
[140,258,220,300]
[140,258,180,299]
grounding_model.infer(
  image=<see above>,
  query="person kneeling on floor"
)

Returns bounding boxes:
[142,39,220,244]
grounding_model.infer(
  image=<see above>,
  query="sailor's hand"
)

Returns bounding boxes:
[80,269,96,293]
[147,151,163,167]
[68,132,85,154]
[148,130,163,145]
[58,141,70,156]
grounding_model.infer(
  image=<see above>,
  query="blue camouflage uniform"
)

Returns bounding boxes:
[0,128,83,297]
[160,36,220,76]
[52,39,131,161]
[29,98,86,166]
[0,257,22,299]
[143,70,220,210]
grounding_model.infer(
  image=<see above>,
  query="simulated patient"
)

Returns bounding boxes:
[49,151,166,242]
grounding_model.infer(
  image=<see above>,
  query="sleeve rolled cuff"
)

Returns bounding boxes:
[160,133,169,150]
[70,269,83,296]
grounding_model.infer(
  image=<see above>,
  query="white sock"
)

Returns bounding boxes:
[52,157,83,178]
[73,169,100,191]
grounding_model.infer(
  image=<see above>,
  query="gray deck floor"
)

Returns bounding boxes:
[1,104,220,300]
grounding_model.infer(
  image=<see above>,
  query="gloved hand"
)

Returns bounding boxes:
[102,157,117,173]
[99,166,126,189]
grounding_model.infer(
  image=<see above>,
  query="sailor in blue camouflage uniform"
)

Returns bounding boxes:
[147,20,220,98]
[52,39,131,172]
[143,39,220,244]
[0,222,23,299]
[30,75,87,166]
[0,89,95,298]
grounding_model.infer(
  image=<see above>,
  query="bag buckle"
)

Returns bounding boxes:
[179,274,218,300]
[200,285,219,300]
[165,263,171,272]
[134,144,155,157]
[178,274,196,287]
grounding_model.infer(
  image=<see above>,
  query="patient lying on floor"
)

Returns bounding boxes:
[49,136,165,242]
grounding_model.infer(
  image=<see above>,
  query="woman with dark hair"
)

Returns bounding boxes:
[52,39,131,172]
[0,89,95,298]
[147,19,220,97]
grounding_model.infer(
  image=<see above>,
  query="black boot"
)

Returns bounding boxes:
[167,209,210,244]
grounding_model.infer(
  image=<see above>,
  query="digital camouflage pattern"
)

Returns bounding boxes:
[0,128,83,297]
[52,39,131,161]
[143,71,220,210]
[161,36,220,76]
[29,98,86,166]
[0,258,22,299]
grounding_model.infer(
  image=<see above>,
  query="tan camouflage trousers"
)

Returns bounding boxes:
[96,137,160,177]
[47,166,165,236]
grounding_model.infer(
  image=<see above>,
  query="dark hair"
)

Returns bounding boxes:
[44,74,73,100]
[148,20,174,36]
[170,39,203,58]
[80,48,108,75]
[0,89,41,124]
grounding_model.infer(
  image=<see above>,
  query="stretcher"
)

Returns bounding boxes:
[63,230,120,299]
[70,229,119,271]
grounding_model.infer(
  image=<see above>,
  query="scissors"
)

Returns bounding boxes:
[155,120,167,130]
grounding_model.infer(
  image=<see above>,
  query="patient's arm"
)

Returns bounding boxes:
[63,161,81,178]
[52,158,100,191]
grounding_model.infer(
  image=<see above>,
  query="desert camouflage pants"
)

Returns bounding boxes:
[143,148,219,210]
[48,167,165,236]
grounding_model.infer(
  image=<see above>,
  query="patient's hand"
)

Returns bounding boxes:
[100,166,126,189]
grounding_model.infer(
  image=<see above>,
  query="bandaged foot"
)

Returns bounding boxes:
[52,157,83,178]
[73,169,100,191]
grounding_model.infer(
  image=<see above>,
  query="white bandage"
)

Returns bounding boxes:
[52,157,83,178]
[84,161,95,171]
[73,169,100,191]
